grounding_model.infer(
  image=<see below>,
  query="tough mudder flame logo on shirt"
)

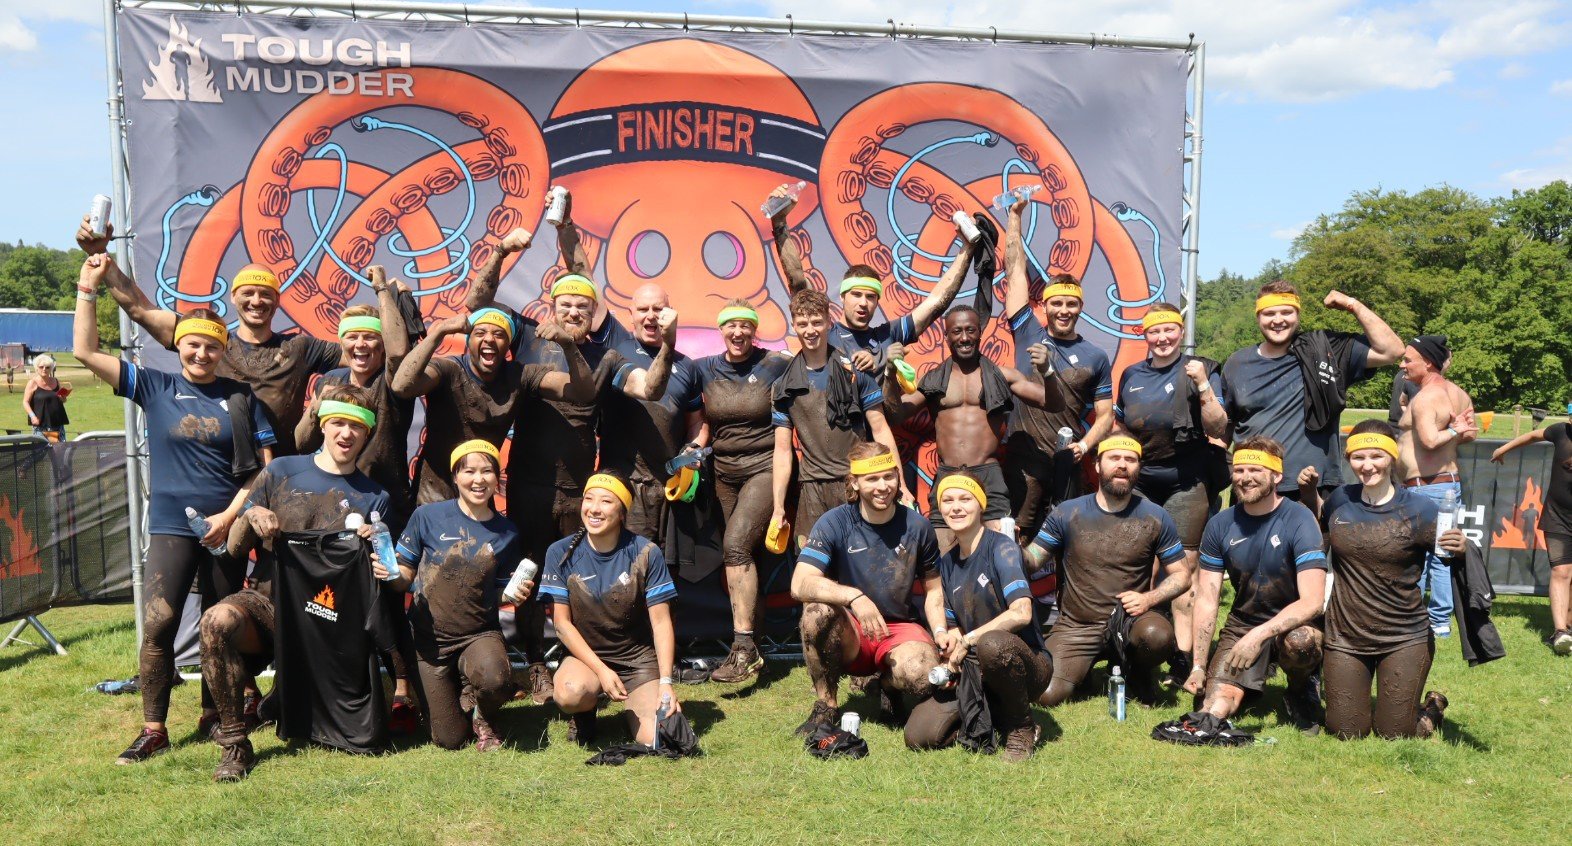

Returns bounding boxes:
[305,585,339,622]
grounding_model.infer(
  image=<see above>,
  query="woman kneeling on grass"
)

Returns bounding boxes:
[904,473,1048,761]
[540,472,680,746]
[376,440,525,752]
[1299,419,1461,739]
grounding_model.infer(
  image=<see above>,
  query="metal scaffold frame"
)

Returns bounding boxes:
[102,1,1205,638]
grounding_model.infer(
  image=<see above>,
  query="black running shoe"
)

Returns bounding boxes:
[1282,673,1325,736]
[795,700,842,737]
[115,728,170,764]
[213,738,255,783]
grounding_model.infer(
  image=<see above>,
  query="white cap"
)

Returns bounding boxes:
[344,513,365,530]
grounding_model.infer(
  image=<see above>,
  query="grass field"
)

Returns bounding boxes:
[1,599,1568,845]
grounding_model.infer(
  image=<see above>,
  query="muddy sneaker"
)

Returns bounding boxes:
[566,711,598,747]
[794,701,842,737]
[1418,690,1449,737]
[1282,673,1325,736]
[1000,721,1038,762]
[115,728,170,764]
[388,695,420,736]
[1160,652,1193,690]
[473,712,502,753]
[528,663,554,705]
[1551,630,1572,656]
[708,642,763,684]
[213,738,255,783]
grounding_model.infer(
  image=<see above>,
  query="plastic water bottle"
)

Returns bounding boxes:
[1107,666,1127,721]
[1434,488,1460,557]
[664,446,712,476]
[839,711,861,737]
[928,665,955,689]
[991,184,1043,210]
[505,558,539,603]
[368,511,399,582]
[544,186,569,226]
[761,181,807,217]
[952,210,982,243]
[653,692,672,751]
[185,507,224,554]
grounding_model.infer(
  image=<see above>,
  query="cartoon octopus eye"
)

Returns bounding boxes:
[702,231,745,281]
[627,230,670,279]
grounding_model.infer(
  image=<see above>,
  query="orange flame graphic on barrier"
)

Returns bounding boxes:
[310,585,336,611]
[0,494,43,579]
[1492,477,1546,551]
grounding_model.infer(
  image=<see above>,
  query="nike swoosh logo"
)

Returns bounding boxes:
[577,574,597,582]
[1333,518,1351,525]
[848,545,868,553]
[1229,537,1248,547]
[439,534,461,542]
[174,392,200,400]
[1128,386,1145,392]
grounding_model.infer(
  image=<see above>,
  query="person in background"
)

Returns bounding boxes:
[23,353,69,441]
[1492,422,1572,654]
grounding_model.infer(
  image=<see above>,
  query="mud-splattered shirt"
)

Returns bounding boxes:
[1199,500,1326,631]
[1116,357,1227,466]
[1319,484,1439,654]
[1006,309,1111,449]
[396,499,521,660]
[938,528,1042,653]
[830,316,917,360]
[117,362,275,536]
[772,359,883,481]
[676,348,794,478]
[599,318,698,483]
[304,368,414,531]
[798,503,939,623]
[538,531,675,666]
[1030,494,1184,625]
[510,335,635,489]
[413,356,550,505]
[218,331,341,455]
[246,455,390,533]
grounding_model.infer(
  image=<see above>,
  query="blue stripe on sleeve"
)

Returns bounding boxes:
[799,546,830,565]
[1157,543,1185,563]
[1032,530,1062,550]
[539,584,570,603]
[256,426,277,447]
[861,388,883,407]
[1010,309,1032,331]
[1199,552,1225,571]
[612,363,635,390]
[771,410,791,429]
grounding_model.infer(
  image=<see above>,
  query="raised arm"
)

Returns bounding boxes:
[1186,361,1229,439]
[76,216,176,348]
[620,309,678,401]
[881,363,927,425]
[369,266,411,370]
[532,319,596,403]
[768,184,810,294]
[463,228,532,312]
[1003,198,1031,319]
[908,237,974,336]
[73,256,123,386]
[391,312,468,398]
[1324,290,1403,368]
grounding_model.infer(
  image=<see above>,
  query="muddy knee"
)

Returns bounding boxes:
[1128,613,1175,664]
[975,630,1030,673]
[888,646,939,697]
[1276,626,1324,674]
[904,697,960,751]
[799,602,839,640]
[553,676,597,713]
[199,603,245,648]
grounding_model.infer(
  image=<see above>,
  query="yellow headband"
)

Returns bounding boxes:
[840,277,883,296]
[1042,282,1083,302]
[716,306,759,328]
[1255,293,1301,313]
[550,274,597,302]
[1098,436,1143,458]
[232,266,280,292]
[586,473,633,510]
[318,400,376,430]
[935,475,987,510]
[849,451,899,475]
[174,317,229,347]
[469,308,515,342]
[449,439,500,472]
[1345,432,1399,460]
[1233,449,1284,473]
[1141,311,1183,332]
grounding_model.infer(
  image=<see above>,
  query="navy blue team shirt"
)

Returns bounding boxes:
[939,528,1044,653]
[1198,499,1326,630]
[798,503,940,623]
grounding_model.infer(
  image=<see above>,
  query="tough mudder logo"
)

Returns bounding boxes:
[305,585,339,623]
[141,15,413,102]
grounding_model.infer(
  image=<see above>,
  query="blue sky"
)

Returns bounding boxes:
[2,0,1569,280]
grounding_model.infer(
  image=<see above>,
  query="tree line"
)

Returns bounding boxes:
[0,241,119,346]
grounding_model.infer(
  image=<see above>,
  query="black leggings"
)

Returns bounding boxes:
[1324,639,1436,739]
[416,632,513,750]
[905,630,1052,750]
[141,534,246,724]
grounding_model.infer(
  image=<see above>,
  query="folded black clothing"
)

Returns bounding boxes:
[1151,711,1255,747]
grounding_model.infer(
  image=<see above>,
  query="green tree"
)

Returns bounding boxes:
[1498,179,1572,256]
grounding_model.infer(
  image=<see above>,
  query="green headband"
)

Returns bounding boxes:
[840,277,883,296]
[337,315,383,338]
[318,400,377,430]
[716,306,759,328]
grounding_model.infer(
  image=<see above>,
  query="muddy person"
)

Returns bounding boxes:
[1298,421,1460,739]
[1001,197,1114,541]
[539,472,680,747]
[790,443,945,735]
[904,473,1049,760]
[1184,438,1328,736]
[76,254,277,765]
[1396,335,1477,638]
[772,288,908,548]
[1025,436,1188,706]
[884,305,1065,549]
[200,385,391,781]
[1492,421,1572,653]
[666,300,794,684]
[379,440,524,752]
[770,183,971,372]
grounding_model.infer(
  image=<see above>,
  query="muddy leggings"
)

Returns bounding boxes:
[905,631,1053,750]
[714,468,772,632]
[416,632,513,750]
[1323,639,1436,739]
[141,534,246,724]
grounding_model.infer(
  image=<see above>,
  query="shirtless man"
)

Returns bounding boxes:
[1397,334,1478,637]
[883,306,1063,547]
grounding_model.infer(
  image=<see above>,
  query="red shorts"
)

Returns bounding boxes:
[846,614,934,676]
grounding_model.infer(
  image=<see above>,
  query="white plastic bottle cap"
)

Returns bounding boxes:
[344,513,365,530]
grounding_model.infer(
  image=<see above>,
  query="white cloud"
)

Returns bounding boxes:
[760,1,1572,103]
[1498,136,1572,190]
[1551,79,1572,95]
[1271,221,1310,240]
[0,1,102,54]
[0,16,39,52]
[1498,62,1531,79]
